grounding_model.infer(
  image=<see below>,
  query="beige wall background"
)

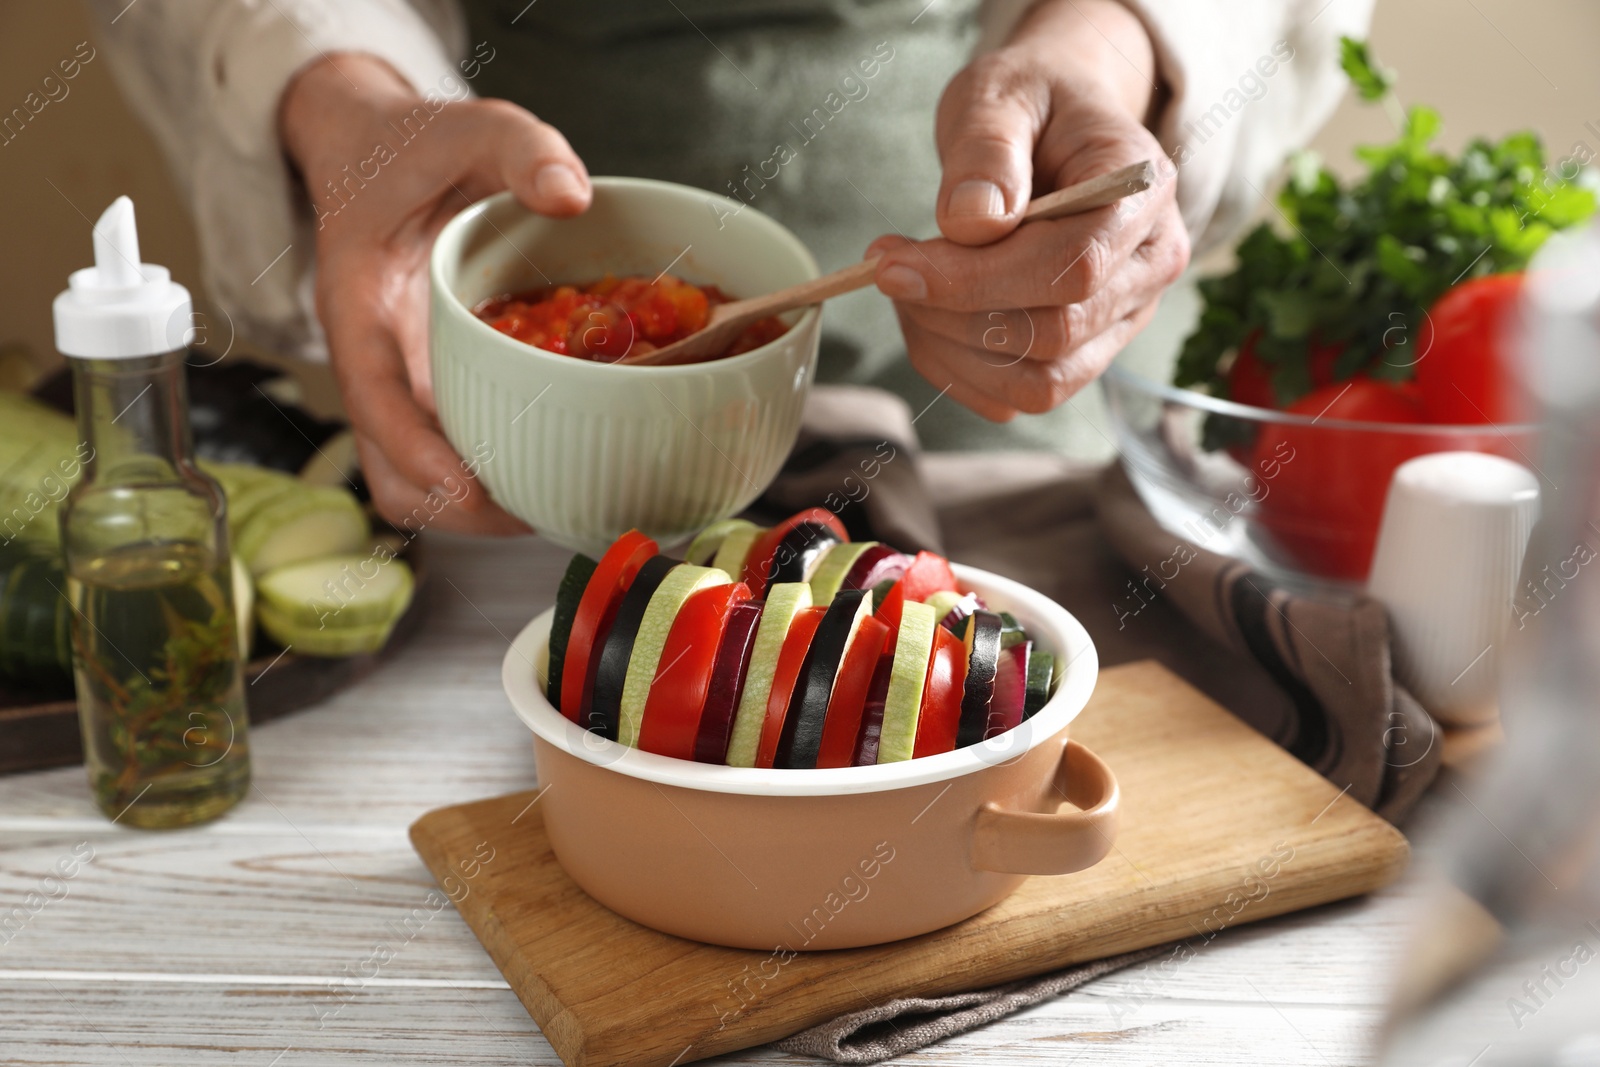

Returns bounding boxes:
[2,1,1598,380]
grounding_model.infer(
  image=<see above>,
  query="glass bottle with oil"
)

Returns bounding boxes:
[53,196,249,828]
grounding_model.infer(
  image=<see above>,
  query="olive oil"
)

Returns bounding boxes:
[69,541,249,828]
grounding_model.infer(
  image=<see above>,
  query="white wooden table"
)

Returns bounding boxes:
[0,533,1417,1065]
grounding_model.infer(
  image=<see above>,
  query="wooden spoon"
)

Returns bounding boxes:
[616,160,1156,368]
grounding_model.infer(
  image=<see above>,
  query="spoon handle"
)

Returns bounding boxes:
[717,160,1157,323]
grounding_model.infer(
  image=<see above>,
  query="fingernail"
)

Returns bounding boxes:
[534,163,586,202]
[879,264,928,301]
[947,179,1006,219]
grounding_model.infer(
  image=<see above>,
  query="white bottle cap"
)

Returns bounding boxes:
[52,196,193,359]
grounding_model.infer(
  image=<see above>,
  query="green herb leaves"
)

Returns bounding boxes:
[1174,37,1596,409]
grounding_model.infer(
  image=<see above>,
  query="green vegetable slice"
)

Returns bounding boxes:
[231,555,254,660]
[1024,647,1054,720]
[808,541,877,605]
[617,564,730,748]
[876,601,935,763]
[725,581,811,767]
[998,611,1027,648]
[547,553,598,706]
[923,590,965,620]
[685,519,757,567]
[235,486,370,577]
[255,554,415,657]
[712,523,764,577]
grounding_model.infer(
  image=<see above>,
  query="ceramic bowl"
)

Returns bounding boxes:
[430,178,822,555]
[502,562,1118,951]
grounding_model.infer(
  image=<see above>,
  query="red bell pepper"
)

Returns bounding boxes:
[913,626,967,758]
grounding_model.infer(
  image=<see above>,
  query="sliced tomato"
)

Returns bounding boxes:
[815,616,890,769]
[899,551,959,604]
[559,530,657,724]
[637,582,752,761]
[754,605,826,768]
[912,625,967,759]
[874,580,906,653]
[742,508,849,599]
[1414,273,1533,425]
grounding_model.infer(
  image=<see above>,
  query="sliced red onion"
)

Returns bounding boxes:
[851,654,895,766]
[694,602,763,764]
[938,592,985,633]
[841,545,910,594]
[984,642,1028,740]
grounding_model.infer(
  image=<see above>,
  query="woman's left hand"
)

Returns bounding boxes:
[871,0,1189,421]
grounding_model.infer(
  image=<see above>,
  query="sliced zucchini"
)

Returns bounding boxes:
[254,554,415,657]
[547,553,598,705]
[234,485,370,577]
[924,590,965,621]
[1024,648,1055,719]
[876,601,936,764]
[617,564,731,748]
[725,581,811,767]
[231,554,254,660]
[998,610,1028,648]
[685,518,757,567]
[712,523,764,578]
[807,541,877,605]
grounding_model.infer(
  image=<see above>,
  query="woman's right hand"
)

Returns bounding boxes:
[279,53,591,534]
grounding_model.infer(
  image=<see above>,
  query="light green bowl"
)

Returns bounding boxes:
[430,177,822,555]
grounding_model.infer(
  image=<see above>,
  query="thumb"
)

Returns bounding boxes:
[933,69,1041,246]
[487,104,593,218]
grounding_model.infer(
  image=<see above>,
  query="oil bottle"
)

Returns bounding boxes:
[52,196,249,828]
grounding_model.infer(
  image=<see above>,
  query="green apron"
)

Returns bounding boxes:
[464,0,1185,454]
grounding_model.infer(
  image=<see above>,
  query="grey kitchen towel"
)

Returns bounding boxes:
[773,945,1169,1062]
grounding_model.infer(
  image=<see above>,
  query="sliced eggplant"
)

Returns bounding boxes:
[546,553,598,705]
[694,601,763,764]
[766,522,842,585]
[776,589,871,769]
[586,554,677,740]
[1024,647,1055,719]
[955,610,1003,748]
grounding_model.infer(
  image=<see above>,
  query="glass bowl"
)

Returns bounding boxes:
[1100,364,1542,594]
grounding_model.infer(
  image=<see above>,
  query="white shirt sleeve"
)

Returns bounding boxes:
[977,0,1376,256]
[83,0,469,359]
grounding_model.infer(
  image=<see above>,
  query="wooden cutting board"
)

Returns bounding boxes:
[410,660,1409,1067]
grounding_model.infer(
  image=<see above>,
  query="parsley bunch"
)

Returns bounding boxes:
[1174,38,1595,409]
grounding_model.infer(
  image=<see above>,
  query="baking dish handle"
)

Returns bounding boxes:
[970,739,1120,876]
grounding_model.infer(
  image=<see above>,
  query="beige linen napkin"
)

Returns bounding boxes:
[754,385,1437,1062]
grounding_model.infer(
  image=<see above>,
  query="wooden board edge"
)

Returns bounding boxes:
[408,804,591,1067]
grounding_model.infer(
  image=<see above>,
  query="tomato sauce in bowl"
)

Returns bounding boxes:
[473,274,790,362]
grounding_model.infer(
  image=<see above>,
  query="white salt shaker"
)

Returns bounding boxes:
[1366,451,1540,727]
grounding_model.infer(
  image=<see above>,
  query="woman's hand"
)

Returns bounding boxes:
[280,54,591,533]
[872,0,1189,421]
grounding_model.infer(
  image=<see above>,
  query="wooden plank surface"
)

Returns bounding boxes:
[0,532,1425,1066]
[410,660,1410,1067]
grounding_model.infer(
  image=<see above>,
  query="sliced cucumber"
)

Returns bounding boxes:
[1024,648,1055,719]
[685,518,757,567]
[235,485,370,577]
[725,582,811,767]
[547,553,598,705]
[712,523,764,577]
[254,554,415,657]
[876,601,936,763]
[808,541,878,605]
[617,564,731,748]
